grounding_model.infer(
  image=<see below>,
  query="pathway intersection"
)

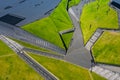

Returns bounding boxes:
[0,0,120,80]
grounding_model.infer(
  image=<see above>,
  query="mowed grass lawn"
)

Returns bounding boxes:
[62,32,73,48]
[80,0,119,44]
[0,40,13,56]
[22,0,71,49]
[0,40,43,80]
[92,31,120,65]
[29,53,106,80]
[22,0,80,49]
[91,72,106,80]
[22,17,64,48]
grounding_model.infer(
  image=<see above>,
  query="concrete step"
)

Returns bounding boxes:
[91,66,120,80]
[85,29,103,50]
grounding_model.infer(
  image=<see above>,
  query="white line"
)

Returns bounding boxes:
[68,8,79,21]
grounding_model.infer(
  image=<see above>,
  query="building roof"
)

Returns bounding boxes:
[0,0,61,27]
[110,0,120,9]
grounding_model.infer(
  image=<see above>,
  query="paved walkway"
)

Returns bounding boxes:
[0,21,66,55]
[23,48,64,60]
[118,11,120,28]
[0,35,59,80]
[91,65,120,80]
[0,0,120,79]
[85,29,103,50]
[98,63,120,73]
[88,2,120,80]
[64,0,93,69]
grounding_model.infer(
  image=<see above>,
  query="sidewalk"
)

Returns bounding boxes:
[65,0,93,69]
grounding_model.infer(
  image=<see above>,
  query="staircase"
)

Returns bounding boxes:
[91,65,120,80]
[85,29,103,50]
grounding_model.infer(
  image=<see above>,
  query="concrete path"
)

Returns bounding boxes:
[64,0,93,69]
[0,21,66,55]
[98,63,120,73]
[87,3,120,79]
[23,48,64,60]
[91,65,120,80]
[0,35,59,80]
[85,29,103,50]
[118,11,120,28]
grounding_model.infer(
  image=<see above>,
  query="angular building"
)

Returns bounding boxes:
[110,0,120,10]
[0,0,61,27]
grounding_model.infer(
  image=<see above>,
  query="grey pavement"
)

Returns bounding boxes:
[65,48,92,68]
[64,0,93,69]
[91,65,120,80]
[118,11,120,28]
[85,29,103,50]
[70,0,89,19]
[97,63,120,73]
[0,21,66,55]
[23,48,64,60]
[0,35,59,80]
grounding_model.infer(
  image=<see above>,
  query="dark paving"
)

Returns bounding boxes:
[65,48,92,68]
[65,0,93,69]
[23,48,64,60]
[0,21,66,55]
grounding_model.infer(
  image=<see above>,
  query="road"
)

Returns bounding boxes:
[0,35,59,80]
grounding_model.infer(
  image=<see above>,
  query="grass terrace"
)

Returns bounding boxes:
[22,17,64,48]
[61,32,73,48]
[92,31,120,65]
[28,53,106,80]
[80,0,119,44]
[0,40,13,56]
[91,72,106,80]
[0,40,43,80]
[22,0,81,49]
